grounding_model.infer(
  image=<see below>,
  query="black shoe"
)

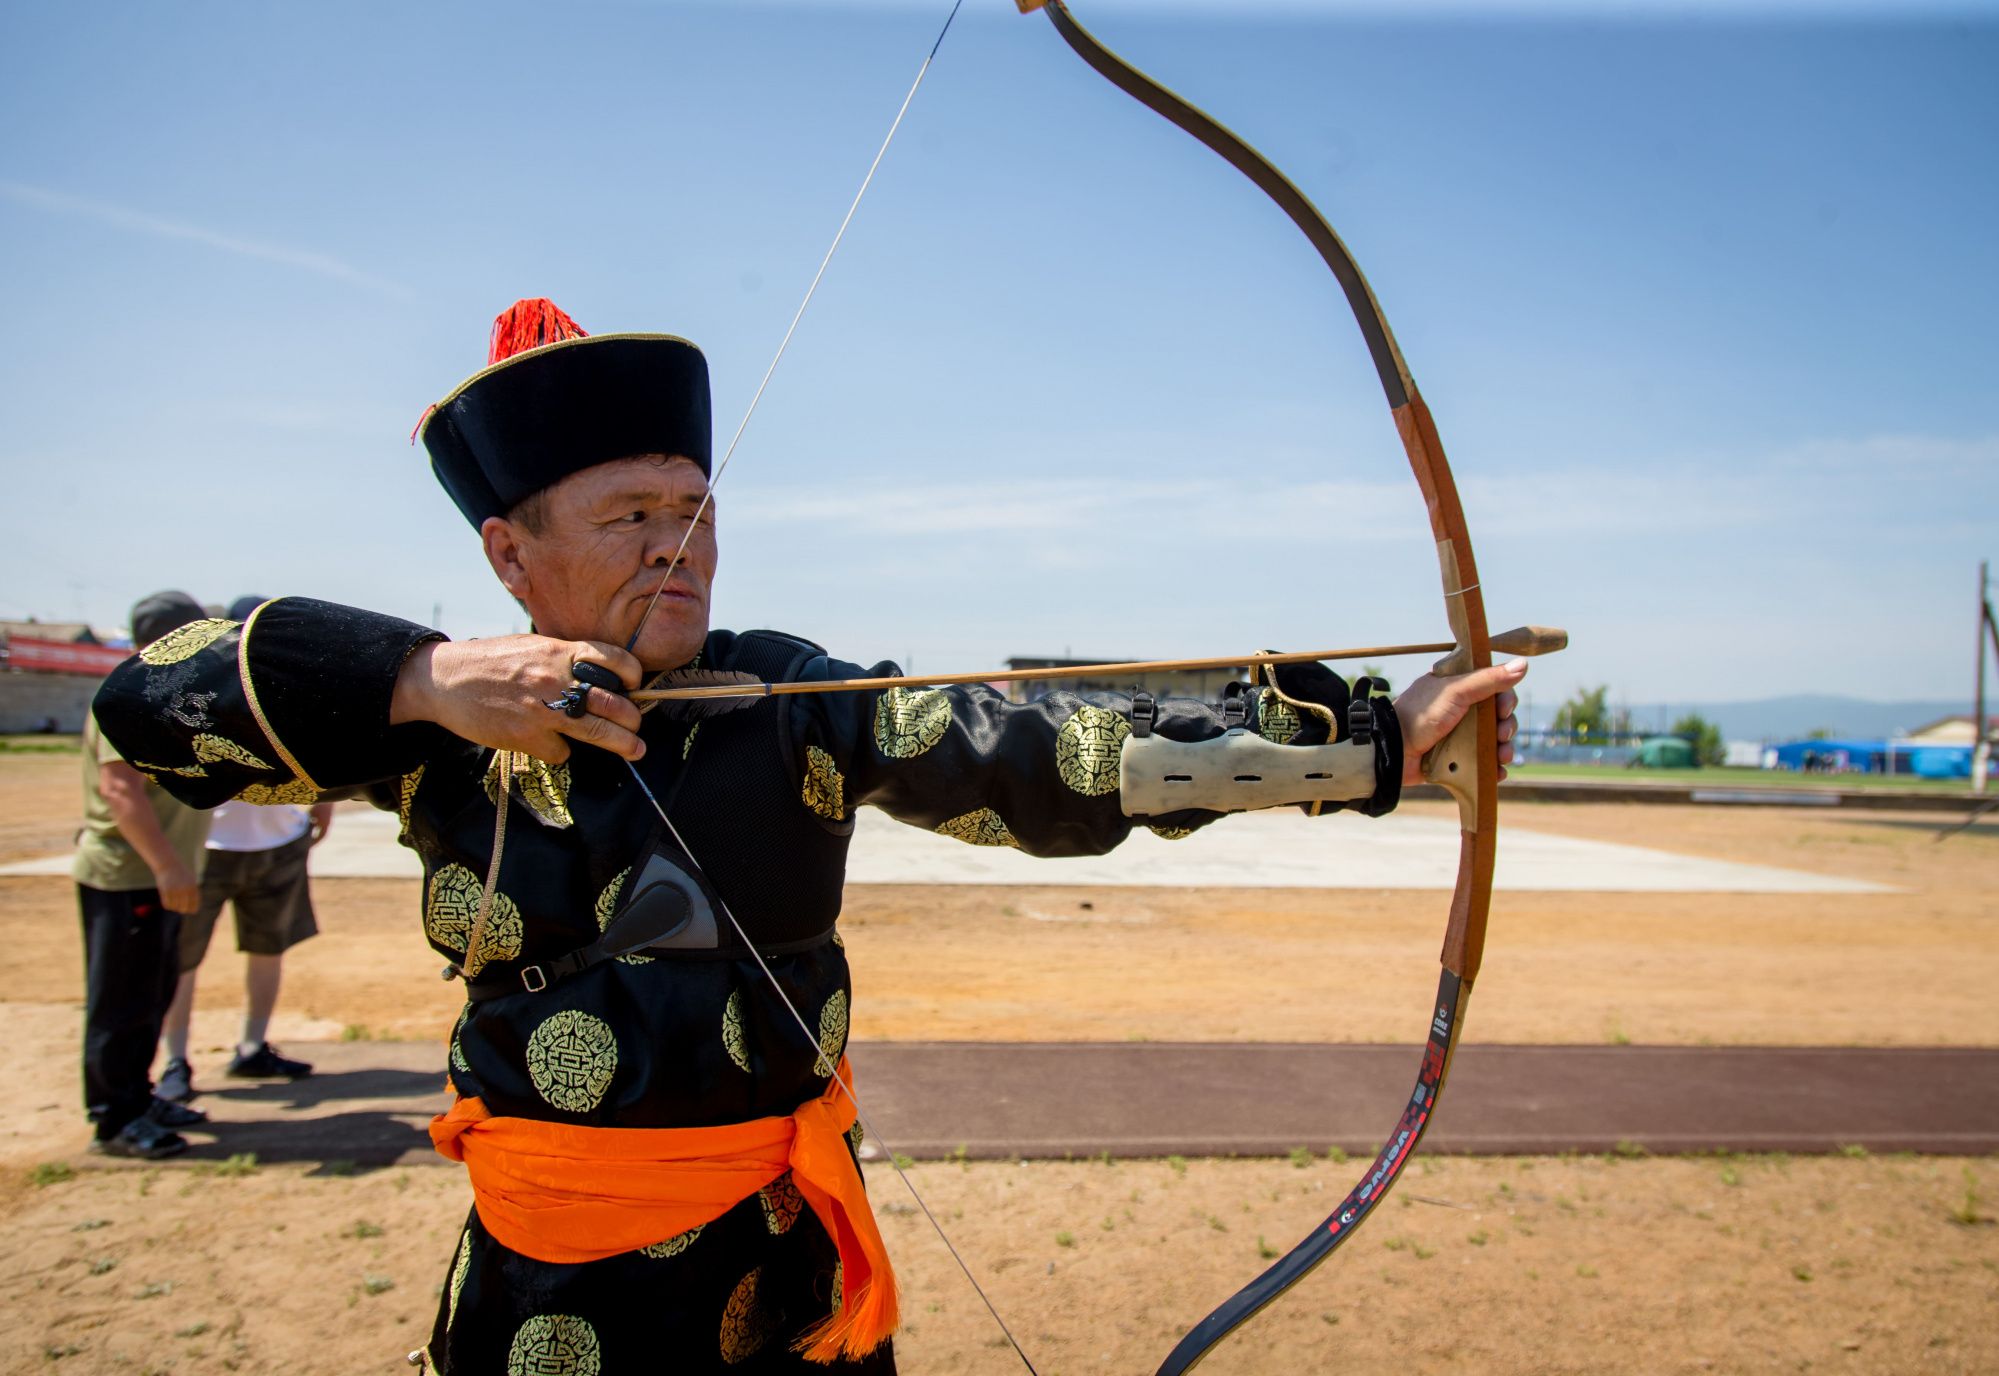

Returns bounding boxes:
[226,1042,313,1079]
[147,1095,207,1129]
[157,1057,195,1103]
[90,1117,188,1160]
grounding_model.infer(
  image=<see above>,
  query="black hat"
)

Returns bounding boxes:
[226,596,268,622]
[130,591,206,649]
[418,299,712,529]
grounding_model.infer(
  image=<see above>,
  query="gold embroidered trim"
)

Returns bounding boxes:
[236,598,323,794]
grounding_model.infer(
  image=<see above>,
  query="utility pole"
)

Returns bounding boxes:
[1977,560,1993,794]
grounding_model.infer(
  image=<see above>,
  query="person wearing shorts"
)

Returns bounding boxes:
[156,795,332,1100]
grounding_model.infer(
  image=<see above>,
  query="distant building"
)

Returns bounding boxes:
[999,656,1248,706]
[0,618,104,646]
[0,617,133,733]
[1903,714,1999,747]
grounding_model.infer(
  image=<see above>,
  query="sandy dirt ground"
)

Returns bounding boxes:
[2,756,1995,1373]
[4,1152,1993,1375]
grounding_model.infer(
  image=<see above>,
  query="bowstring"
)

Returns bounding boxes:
[623,767,1040,1375]
[619,3,1040,1369]
[625,0,967,656]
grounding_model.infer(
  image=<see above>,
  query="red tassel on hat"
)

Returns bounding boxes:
[488,298,588,365]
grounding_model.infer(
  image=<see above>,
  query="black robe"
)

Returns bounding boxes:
[91,597,1391,1373]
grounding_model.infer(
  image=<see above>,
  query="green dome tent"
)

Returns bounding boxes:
[1635,736,1698,769]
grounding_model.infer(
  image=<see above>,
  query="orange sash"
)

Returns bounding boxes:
[429,1057,895,1362]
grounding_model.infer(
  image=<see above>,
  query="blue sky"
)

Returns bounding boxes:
[2,0,1994,715]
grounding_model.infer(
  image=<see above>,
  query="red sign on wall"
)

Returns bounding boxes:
[2,637,132,676]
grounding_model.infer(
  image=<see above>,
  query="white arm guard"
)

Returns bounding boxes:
[1119,727,1377,817]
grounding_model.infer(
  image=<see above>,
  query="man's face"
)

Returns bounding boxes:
[481,454,717,671]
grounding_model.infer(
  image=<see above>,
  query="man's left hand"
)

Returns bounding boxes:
[1392,660,1526,787]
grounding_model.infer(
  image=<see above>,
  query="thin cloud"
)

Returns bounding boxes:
[0,180,409,299]
[685,0,1999,17]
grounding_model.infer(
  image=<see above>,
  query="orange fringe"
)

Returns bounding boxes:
[487,297,588,364]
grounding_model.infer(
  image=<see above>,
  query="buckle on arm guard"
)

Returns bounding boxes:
[1347,676,1383,746]
[1130,692,1157,739]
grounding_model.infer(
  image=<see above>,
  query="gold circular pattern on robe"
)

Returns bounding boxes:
[848,1120,865,1153]
[192,733,270,769]
[719,1268,774,1365]
[1148,824,1195,841]
[525,1009,618,1114]
[450,1005,472,1075]
[506,1314,601,1376]
[485,753,574,830]
[1257,693,1302,745]
[593,868,648,965]
[801,746,845,820]
[641,1223,705,1259]
[138,618,235,666]
[424,864,523,976]
[397,766,425,842]
[934,807,1020,849]
[446,1229,472,1331]
[238,775,320,807]
[722,988,752,1074]
[1055,704,1131,796]
[760,1172,804,1235]
[873,686,952,760]
[815,990,849,1076]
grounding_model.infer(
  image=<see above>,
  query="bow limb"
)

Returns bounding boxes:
[1019,3,1509,1371]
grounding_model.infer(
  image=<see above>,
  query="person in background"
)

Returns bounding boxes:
[156,599,330,1102]
[73,591,216,1159]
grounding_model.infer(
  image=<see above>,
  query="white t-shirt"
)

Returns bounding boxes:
[205,801,312,853]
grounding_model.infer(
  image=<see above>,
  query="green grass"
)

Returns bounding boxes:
[1507,763,1974,794]
[0,734,80,754]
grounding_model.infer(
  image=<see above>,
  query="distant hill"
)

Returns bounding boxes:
[1608,696,1971,744]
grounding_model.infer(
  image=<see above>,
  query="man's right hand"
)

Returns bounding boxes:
[154,862,201,915]
[389,637,647,764]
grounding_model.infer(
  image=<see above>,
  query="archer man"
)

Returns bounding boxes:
[91,299,1523,1374]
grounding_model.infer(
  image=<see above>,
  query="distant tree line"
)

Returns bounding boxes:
[1550,685,1725,766]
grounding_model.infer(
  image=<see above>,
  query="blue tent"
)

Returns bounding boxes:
[1769,739,1972,777]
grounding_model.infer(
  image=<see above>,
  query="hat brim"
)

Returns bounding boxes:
[420,334,713,528]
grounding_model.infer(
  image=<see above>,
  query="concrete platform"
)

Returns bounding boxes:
[153,1040,1997,1168]
[2,805,1892,894]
